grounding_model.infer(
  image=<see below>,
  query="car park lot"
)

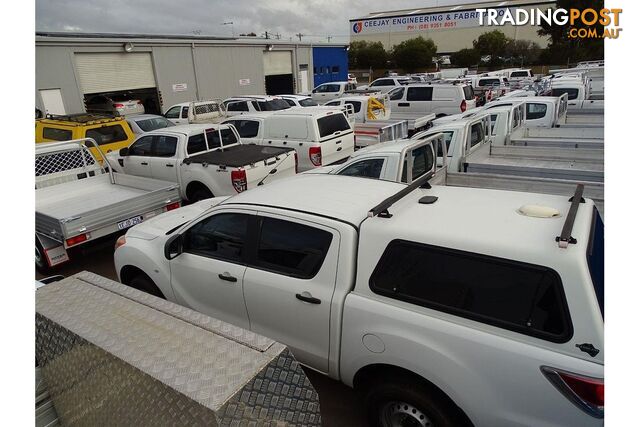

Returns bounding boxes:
[35,59,605,425]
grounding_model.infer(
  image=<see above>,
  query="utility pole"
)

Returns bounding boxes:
[265,31,269,39]
[327,35,332,43]
[296,33,303,42]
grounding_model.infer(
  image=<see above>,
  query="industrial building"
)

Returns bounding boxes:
[349,0,555,53]
[35,32,347,116]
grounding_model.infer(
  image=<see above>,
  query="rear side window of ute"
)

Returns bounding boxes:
[370,240,573,343]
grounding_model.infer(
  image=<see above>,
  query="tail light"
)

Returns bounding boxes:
[541,366,604,418]
[115,235,127,250]
[309,146,322,167]
[231,169,248,193]
[460,100,467,113]
[66,233,89,247]
[165,201,181,211]
[294,152,299,173]
[114,103,124,109]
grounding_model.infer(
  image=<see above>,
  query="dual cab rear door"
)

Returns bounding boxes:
[169,208,340,373]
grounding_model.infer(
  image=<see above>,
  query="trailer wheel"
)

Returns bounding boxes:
[129,274,166,299]
[35,239,50,274]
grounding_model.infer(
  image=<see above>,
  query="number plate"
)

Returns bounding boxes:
[117,215,144,230]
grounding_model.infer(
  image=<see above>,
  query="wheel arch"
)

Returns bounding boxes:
[352,363,474,426]
[119,265,166,299]
[185,180,214,202]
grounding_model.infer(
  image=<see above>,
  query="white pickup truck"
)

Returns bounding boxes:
[36,139,181,273]
[550,80,604,113]
[163,100,227,125]
[413,114,604,211]
[115,173,604,427]
[109,124,297,203]
[323,94,434,145]
[221,107,354,171]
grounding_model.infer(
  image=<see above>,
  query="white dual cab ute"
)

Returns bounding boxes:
[306,81,358,102]
[35,139,181,272]
[115,172,604,427]
[164,100,227,125]
[223,95,292,116]
[221,107,355,171]
[322,94,430,147]
[109,124,297,203]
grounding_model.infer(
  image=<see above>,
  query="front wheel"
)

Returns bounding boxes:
[364,379,461,427]
[189,187,214,203]
[128,274,166,299]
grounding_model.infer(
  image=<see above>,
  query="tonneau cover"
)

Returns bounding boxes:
[185,144,293,167]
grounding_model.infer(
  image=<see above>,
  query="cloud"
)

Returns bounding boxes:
[36,0,480,43]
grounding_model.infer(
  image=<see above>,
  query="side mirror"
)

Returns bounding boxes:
[164,234,183,260]
[119,147,129,156]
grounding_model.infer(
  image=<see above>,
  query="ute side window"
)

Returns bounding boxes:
[184,213,250,263]
[85,124,127,146]
[128,135,154,156]
[186,133,207,155]
[253,217,333,279]
[165,106,181,119]
[469,122,484,148]
[526,103,547,120]
[42,127,72,141]
[337,158,385,179]
[370,240,572,342]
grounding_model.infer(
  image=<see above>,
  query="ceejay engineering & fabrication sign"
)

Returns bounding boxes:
[351,8,513,34]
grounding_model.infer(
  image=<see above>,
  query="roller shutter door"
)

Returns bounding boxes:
[75,53,156,94]
[263,51,292,76]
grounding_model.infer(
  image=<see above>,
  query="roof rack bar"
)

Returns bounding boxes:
[555,184,585,248]
[368,172,432,218]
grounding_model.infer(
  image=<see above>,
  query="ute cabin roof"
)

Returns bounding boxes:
[145,123,230,137]
[221,174,595,262]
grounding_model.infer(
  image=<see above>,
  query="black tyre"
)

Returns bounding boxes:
[129,274,165,299]
[35,239,51,274]
[189,187,214,203]
[364,377,462,427]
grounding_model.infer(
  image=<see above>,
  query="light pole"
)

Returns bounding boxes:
[222,21,235,37]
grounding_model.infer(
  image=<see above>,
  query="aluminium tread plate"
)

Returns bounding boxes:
[36,272,321,426]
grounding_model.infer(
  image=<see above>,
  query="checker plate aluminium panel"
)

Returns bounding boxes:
[35,272,321,426]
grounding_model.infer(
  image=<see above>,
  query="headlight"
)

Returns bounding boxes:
[115,235,127,251]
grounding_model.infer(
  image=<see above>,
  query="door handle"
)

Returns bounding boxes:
[218,273,237,283]
[296,292,321,304]
[165,164,174,167]
[141,162,148,165]
[398,103,410,107]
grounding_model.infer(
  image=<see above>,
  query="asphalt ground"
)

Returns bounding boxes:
[36,236,367,426]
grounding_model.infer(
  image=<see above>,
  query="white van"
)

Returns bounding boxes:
[387,83,477,117]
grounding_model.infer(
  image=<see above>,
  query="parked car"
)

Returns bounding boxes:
[36,138,180,272]
[35,113,136,159]
[223,96,291,116]
[222,107,354,171]
[386,82,477,117]
[115,173,604,427]
[85,94,145,116]
[108,123,297,202]
[360,76,412,93]
[308,81,358,102]
[164,100,227,125]
[277,94,319,107]
[126,114,176,134]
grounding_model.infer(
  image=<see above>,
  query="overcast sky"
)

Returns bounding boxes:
[36,0,482,43]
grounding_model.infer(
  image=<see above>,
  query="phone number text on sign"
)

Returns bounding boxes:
[408,21,458,30]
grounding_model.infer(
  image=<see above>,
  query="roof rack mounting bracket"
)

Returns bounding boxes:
[368,173,432,218]
[555,184,585,249]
